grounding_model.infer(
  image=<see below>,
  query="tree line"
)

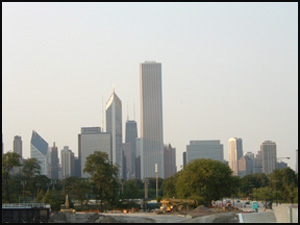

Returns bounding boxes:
[2,151,298,211]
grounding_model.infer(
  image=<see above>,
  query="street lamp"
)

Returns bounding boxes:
[275,157,290,206]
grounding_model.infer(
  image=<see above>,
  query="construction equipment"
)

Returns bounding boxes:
[60,195,76,213]
[160,198,197,213]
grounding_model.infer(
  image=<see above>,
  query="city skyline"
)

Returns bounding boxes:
[2,3,298,171]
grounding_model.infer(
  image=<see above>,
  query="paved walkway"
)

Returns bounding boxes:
[239,211,277,223]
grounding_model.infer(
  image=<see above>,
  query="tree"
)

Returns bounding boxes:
[162,172,180,198]
[22,158,41,199]
[239,173,269,198]
[2,152,22,202]
[65,176,89,207]
[83,151,119,211]
[269,168,298,203]
[175,159,237,206]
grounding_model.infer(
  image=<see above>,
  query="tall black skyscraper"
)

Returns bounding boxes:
[125,120,137,178]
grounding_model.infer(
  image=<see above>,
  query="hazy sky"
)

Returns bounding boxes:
[2,2,298,171]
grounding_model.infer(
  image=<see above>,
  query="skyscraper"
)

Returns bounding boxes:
[79,127,111,178]
[261,140,277,174]
[12,135,23,174]
[106,90,123,178]
[186,140,224,163]
[49,142,59,179]
[228,137,243,176]
[140,61,164,178]
[61,146,75,179]
[13,135,22,157]
[125,120,137,178]
[164,144,176,179]
[30,130,49,176]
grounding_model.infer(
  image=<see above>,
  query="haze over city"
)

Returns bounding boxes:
[2,2,298,171]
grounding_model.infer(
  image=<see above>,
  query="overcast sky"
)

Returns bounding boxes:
[2,2,298,171]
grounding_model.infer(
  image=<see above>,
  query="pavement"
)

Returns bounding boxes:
[239,210,277,223]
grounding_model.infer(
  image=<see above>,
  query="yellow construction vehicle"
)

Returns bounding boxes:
[160,198,197,213]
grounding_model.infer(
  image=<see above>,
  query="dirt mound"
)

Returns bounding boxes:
[194,205,211,212]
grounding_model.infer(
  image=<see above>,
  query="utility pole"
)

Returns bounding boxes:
[144,179,148,199]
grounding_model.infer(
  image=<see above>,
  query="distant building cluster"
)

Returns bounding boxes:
[2,61,297,179]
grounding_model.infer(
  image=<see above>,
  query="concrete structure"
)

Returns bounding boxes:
[49,142,59,179]
[273,204,298,223]
[125,120,138,178]
[61,146,75,179]
[228,137,243,176]
[164,144,176,179]
[140,61,164,178]
[30,130,49,176]
[261,140,277,174]
[186,140,224,163]
[79,127,111,178]
[106,90,123,178]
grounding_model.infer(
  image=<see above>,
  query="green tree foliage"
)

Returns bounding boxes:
[21,158,42,199]
[123,179,143,199]
[162,172,180,198]
[269,168,298,204]
[175,159,237,206]
[64,176,90,206]
[2,152,22,202]
[239,173,269,198]
[83,151,119,211]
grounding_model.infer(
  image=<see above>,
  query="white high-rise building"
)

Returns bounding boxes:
[261,140,277,174]
[79,127,111,178]
[228,137,243,176]
[61,146,75,179]
[106,90,123,178]
[140,61,164,178]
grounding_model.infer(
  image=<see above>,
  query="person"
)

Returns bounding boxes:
[263,201,267,211]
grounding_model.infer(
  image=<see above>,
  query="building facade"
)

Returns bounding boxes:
[164,144,176,179]
[253,150,262,173]
[125,120,138,178]
[228,137,243,176]
[61,146,75,179]
[79,127,111,178]
[106,90,123,178]
[238,155,253,177]
[186,140,224,163]
[261,140,277,174]
[30,130,49,176]
[13,136,22,157]
[140,61,164,178]
[49,142,59,179]
[12,135,23,174]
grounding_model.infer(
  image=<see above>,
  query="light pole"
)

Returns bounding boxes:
[275,156,290,206]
